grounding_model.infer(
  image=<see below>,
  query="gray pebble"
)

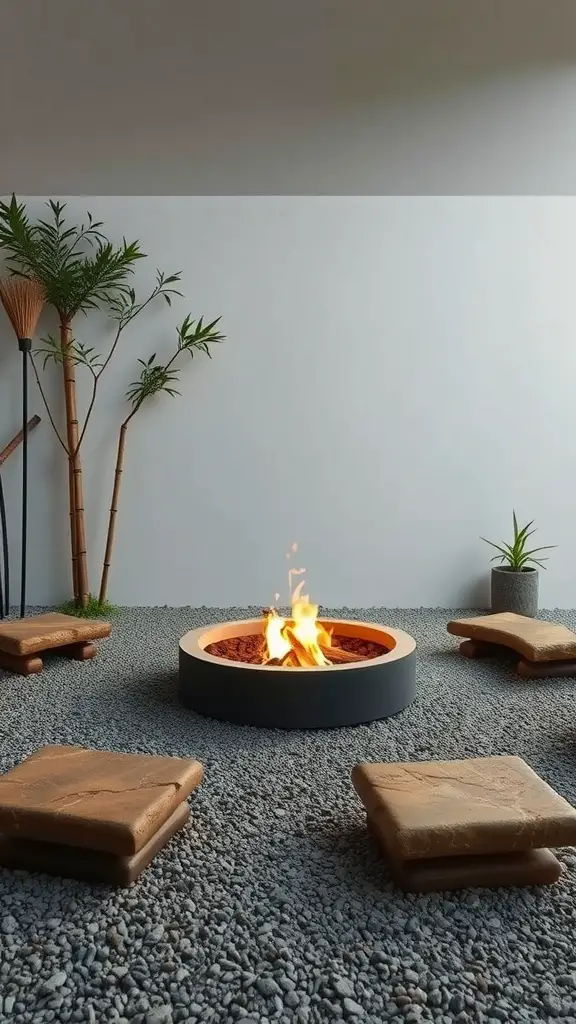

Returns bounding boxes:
[44,971,68,992]
[404,971,420,985]
[542,994,562,1017]
[145,1007,173,1024]
[405,1009,423,1022]
[488,1008,508,1021]
[1,607,576,1024]
[343,998,364,1016]
[449,995,465,1014]
[334,979,356,999]
[256,978,281,997]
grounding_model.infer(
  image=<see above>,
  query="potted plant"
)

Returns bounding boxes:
[481,512,555,618]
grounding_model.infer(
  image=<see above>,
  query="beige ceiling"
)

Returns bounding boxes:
[2,0,576,193]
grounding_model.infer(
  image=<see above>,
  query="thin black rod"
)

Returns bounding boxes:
[19,340,31,619]
[0,522,3,618]
[0,473,9,617]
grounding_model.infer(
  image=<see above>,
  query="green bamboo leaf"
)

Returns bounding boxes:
[501,542,517,558]
[481,539,511,558]
[515,519,535,542]
[512,509,519,539]
[483,513,555,571]
[523,545,557,556]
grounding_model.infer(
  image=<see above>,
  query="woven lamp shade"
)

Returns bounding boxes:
[0,278,45,340]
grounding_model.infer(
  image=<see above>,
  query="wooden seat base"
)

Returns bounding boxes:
[0,802,190,886]
[447,612,576,666]
[459,638,576,678]
[0,614,110,676]
[367,815,562,892]
[0,641,96,676]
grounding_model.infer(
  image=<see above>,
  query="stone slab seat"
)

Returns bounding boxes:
[446,612,576,663]
[0,745,204,854]
[352,756,576,892]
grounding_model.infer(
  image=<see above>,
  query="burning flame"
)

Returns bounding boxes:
[263,547,332,667]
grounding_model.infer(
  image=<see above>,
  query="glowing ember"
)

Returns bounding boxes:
[263,546,333,667]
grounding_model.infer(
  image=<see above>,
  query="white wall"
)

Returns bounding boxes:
[0,196,575,608]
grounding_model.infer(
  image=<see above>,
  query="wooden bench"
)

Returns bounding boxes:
[447,611,576,678]
[0,612,111,675]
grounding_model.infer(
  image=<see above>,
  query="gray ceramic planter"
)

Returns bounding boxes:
[490,566,538,618]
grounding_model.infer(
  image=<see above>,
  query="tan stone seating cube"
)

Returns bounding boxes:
[447,612,576,677]
[0,613,112,675]
[0,802,190,886]
[353,756,576,892]
[0,745,204,885]
[367,815,561,892]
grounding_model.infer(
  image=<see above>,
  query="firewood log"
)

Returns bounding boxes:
[319,643,364,664]
[283,627,323,667]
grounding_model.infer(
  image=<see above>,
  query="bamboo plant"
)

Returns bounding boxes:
[98,313,224,605]
[0,197,144,606]
[0,196,223,611]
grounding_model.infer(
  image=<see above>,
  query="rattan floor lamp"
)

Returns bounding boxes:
[0,279,45,617]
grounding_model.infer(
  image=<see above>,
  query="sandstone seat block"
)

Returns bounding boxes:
[367,813,562,892]
[458,639,509,659]
[0,651,43,675]
[0,801,190,886]
[0,612,111,656]
[447,612,576,663]
[516,658,576,679]
[352,756,576,861]
[0,745,204,854]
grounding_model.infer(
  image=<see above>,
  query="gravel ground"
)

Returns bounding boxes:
[1,606,576,1024]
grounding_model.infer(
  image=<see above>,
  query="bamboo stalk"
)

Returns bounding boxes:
[61,321,78,600]
[68,457,79,602]
[60,319,89,605]
[72,449,88,607]
[0,416,41,469]
[98,415,131,606]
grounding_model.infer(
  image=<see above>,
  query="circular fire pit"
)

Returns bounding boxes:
[179,618,416,729]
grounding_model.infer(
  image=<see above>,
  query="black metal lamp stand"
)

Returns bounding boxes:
[18,337,31,618]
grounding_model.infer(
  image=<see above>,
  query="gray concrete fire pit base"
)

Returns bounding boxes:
[178,618,416,729]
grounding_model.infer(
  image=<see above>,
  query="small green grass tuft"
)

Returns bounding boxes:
[58,594,120,619]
